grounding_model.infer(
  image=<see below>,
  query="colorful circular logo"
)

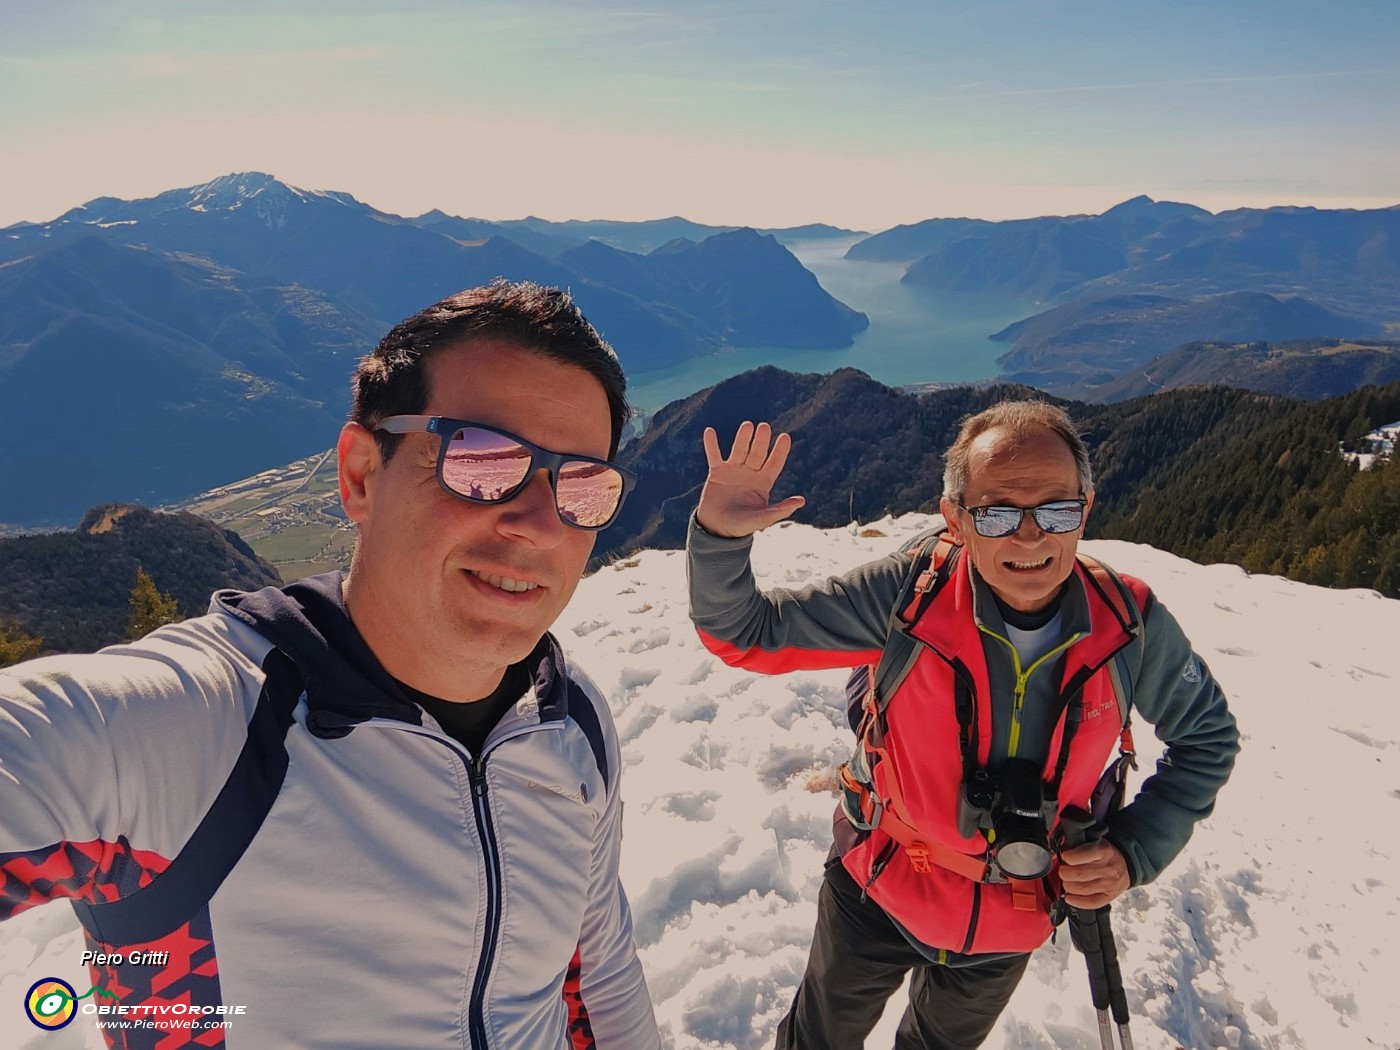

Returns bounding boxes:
[24,978,77,1030]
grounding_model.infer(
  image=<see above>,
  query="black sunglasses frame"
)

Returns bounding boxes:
[956,498,1088,538]
[372,415,637,531]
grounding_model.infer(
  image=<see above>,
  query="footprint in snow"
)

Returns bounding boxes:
[618,667,662,701]
[1350,665,1389,679]
[618,704,664,745]
[671,694,719,723]
[682,660,714,685]
[661,791,721,821]
[627,628,671,653]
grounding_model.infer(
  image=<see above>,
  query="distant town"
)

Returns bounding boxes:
[165,449,352,580]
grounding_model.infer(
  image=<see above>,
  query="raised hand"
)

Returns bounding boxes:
[696,421,806,538]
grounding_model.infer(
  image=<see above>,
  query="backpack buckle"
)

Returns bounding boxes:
[1009,879,1039,912]
[906,844,934,874]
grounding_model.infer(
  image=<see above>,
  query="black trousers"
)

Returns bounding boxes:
[775,857,1031,1050]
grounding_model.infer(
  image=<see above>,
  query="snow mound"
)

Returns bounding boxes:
[4,515,1397,1049]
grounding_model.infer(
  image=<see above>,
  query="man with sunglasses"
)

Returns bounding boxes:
[687,400,1237,1049]
[0,281,659,1048]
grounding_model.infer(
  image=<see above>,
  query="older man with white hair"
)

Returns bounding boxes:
[687,400,1239,1049]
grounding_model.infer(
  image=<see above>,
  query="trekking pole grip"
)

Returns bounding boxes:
[1058,804,1103,851]
[1097,908,1130,1024]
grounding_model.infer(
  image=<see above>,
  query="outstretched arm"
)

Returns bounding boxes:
[688,422,913,674]
[0,624,261,921]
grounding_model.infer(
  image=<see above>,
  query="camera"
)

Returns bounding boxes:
[958,758,1055,880]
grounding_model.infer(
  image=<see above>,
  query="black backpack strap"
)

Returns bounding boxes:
[73,650,306,946]
[1051,556,1148,821]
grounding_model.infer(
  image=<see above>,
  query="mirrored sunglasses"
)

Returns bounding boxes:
[958,498,1086,538]
[372,415,636,531]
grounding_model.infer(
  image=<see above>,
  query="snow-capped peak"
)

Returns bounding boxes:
[182,171,355,213]
[21,173,367,232]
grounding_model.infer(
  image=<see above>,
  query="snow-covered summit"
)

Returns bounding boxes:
[181,172,363,214]
[17,172,369,233]
[2,516,1396,1049]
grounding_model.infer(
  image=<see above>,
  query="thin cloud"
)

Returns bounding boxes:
[125,45,382,76]
[931,66,1400,103]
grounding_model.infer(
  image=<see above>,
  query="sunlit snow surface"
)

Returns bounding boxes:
[3,515,1398,1049]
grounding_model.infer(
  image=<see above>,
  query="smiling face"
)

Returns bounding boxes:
[940,425,1093,614]
[339,341,611,701]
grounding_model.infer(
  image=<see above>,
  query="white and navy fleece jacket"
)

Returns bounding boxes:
[0,572,659,1050]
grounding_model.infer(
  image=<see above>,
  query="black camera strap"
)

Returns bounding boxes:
[952,670,978,787]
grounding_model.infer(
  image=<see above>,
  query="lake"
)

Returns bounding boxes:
[627,236,1039,414]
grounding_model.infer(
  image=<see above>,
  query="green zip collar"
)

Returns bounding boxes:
[976,624,1082,757]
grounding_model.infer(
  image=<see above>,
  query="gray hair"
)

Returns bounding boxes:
[941,400,1093,503]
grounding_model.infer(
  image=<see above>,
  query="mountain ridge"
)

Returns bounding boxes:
[0,174,868,526]
[1094,338,1400,401]
[604,368,1400,598]
[843,196,1400,392]
[0,503,283,654]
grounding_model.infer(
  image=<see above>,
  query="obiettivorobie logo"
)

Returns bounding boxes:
[22,957,248,1036]
[24,978,119,1031]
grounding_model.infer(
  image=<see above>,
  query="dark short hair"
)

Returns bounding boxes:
[351,280,629,458]
[941,399,1093,503]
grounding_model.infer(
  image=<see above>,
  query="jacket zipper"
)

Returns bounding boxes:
[960,883,982,954]
[860,839,900,903]
[467,757,501,1050]
[977,627,1081,757]
[349,718,560,1049]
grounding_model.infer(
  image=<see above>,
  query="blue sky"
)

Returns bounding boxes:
[2,0,1397,229]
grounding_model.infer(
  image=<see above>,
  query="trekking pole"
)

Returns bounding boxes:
[1059,807,1135,1050]
[1094,905,1134,1050]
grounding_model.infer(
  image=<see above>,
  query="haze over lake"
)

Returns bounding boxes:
[628,236,1037,413]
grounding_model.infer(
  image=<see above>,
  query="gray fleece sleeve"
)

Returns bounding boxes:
[686,514,911,671]
[1105,594,1241,886]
